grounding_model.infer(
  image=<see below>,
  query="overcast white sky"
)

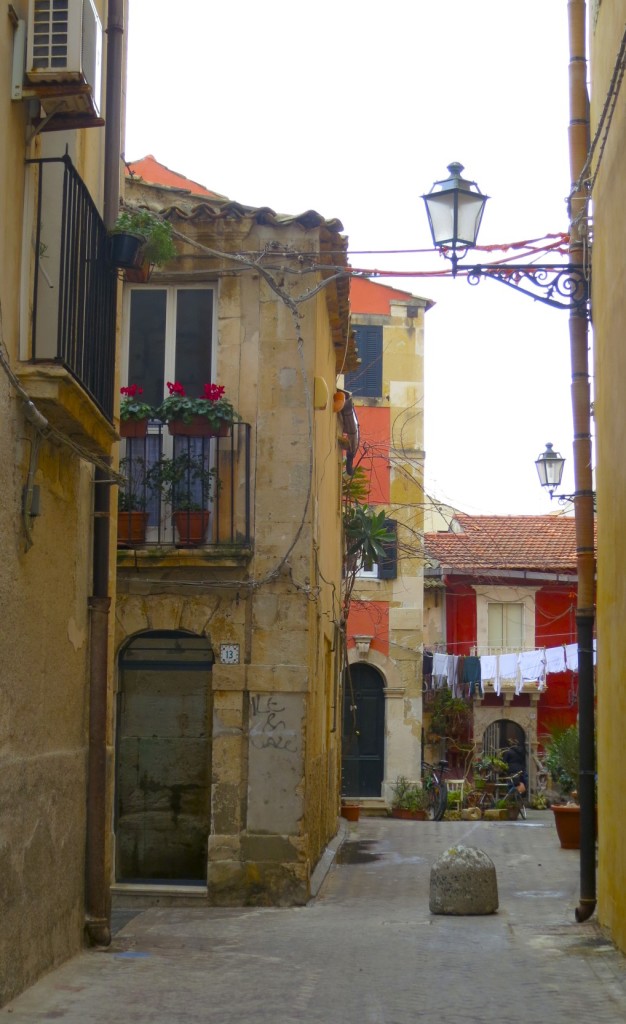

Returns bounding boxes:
[124,0,588,515]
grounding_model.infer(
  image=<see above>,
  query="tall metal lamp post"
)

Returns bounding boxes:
[423,158,596,923]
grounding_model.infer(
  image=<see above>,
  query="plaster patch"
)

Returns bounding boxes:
[67,617,86,651]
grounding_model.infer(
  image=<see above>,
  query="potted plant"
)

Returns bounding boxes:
[340,800,360,822]
[544,725,581,849]
[119,384,154,438]
[156,381,240,437]
[427,689,472,749]
[390,775,429,820]
[147,450,218,547]
[117,457,148,547]
[472,752,507,792]
[343,504,394,572]
[109,208,177,279]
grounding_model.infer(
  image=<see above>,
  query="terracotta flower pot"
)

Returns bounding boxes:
[168,417,230,438]
[391,808,428,820]
[341,803,360,822]
[174,509,210,547]
[124,261,152,283]
[552,803,580,849]
[117,511,148,547]
[120,418,148,438]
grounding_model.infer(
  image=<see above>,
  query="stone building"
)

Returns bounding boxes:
[0,0,127,1004]
[112,158,355,907]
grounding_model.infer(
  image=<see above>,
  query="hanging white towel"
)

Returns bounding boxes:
[500,652,519,695]
[499,652,520,688]
[519,649,547,692]
[446,655,457,689]
[480,654,499,695]
[432,652,448,687]
[565,643,578,672]
[545,645,566,675]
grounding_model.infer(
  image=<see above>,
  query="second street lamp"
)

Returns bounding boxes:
[535,442,566,498]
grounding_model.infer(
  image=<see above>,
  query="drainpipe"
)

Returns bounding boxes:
[567,0,596,923]
[84,0,124,947]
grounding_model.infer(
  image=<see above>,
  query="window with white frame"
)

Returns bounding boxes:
[125,285,216,411]
[487,602,524,650]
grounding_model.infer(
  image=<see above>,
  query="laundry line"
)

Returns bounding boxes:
[423,641,596,698]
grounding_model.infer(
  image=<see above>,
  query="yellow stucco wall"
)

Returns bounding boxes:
[0,1,121,1003]
[590,0,626,953]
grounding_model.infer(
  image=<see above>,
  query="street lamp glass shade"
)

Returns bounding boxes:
[422,162,489,250]
[535,442,565,493]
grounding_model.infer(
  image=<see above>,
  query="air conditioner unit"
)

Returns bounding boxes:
[25,0,102,118]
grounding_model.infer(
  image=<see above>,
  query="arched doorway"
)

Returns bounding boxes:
[483,718,527,774]
[115,630,213,883]
[341,663,385,797]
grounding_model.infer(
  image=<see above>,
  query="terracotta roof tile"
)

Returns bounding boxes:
[125,155,225,199]
[350,277,433,315]
[424,514,583,575]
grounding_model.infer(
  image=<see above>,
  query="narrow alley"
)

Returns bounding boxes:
[4,812,626,1023]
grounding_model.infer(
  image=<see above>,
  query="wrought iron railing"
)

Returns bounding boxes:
[117,422,252,550]
[28,154,117,419]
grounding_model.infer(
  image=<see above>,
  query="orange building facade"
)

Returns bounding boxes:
[341,279,432,805]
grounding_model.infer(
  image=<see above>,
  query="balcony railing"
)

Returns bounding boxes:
[27,154,117,419]
[118,422,252,550]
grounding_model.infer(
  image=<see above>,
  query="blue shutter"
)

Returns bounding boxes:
[378,519,397,579]
[344,325,383,397]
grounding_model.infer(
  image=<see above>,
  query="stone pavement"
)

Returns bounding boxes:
[4,810,626,1023]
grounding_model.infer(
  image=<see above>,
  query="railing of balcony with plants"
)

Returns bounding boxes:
[27,154,116,419]
[117,422,252,550]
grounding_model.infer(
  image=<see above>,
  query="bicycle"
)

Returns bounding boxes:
[464,770,527,820]
[422,759,448,821]
[498,771,527,820]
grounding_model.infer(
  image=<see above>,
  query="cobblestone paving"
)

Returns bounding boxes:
[4,812,626,1023]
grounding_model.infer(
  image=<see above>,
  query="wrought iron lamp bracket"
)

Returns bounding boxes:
[463,263,589,313]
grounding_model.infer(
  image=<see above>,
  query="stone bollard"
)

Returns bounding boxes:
[429,845,498,915]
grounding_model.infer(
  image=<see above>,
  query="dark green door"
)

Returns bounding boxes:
[116,631,213,882]
[342,664,385,797]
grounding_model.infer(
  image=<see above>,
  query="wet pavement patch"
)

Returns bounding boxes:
[337,840,382,864]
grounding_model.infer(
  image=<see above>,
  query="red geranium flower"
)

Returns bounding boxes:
[166,381,186,397]
[201,383,226,402]
[120,384,143,397]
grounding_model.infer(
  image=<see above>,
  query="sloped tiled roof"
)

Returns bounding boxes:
[125,155,225,199]
[424,514,580,575]
[123,156,353,369]
[125,154,344,232]
[350,277,434,315]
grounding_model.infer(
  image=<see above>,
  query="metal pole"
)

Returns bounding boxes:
[567,0,596,923]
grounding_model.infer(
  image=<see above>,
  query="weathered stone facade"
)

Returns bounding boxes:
[113,173,352,905]
[0,0,124,1004]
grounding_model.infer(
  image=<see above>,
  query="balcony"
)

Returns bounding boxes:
[117,422,252,565]
[18,155,117,455]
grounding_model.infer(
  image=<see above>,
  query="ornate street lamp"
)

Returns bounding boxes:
[422,162,588,312]
[423,148,596,924]
[535,442,565,498]
[422,162,489,278]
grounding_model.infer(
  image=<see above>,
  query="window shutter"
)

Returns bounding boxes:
[344,325,383,397]
[378,519,397,579]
